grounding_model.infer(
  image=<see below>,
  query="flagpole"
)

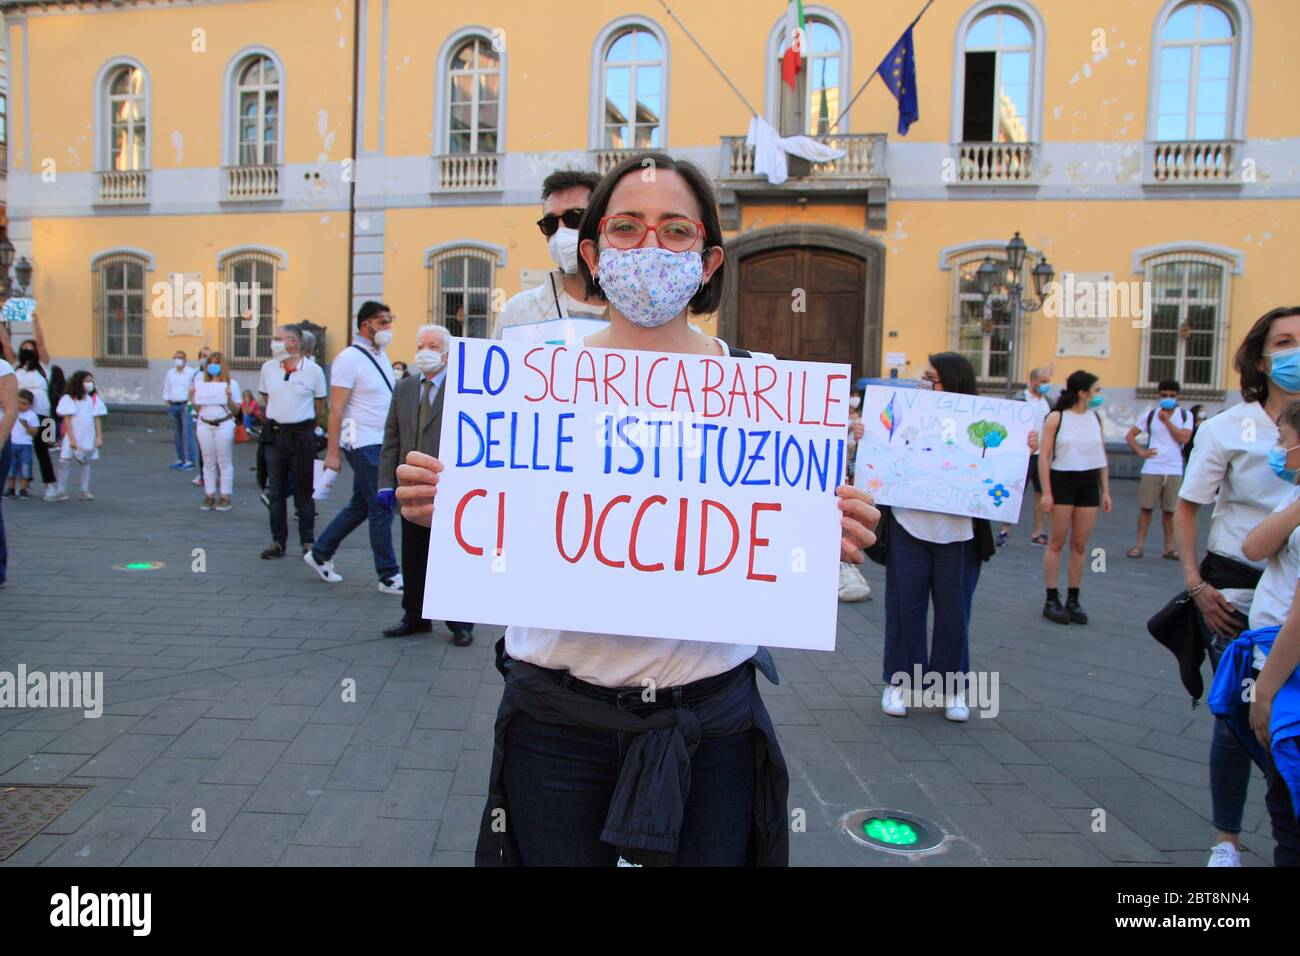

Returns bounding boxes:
[656,0,760,118]
[821,0,935,138]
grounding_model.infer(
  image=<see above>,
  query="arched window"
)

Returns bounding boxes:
[776,18,843,137]
[1153,2,1237,141]
[235,54,280,166]
[446,35,500,155]
[1137,248,1236,392]
[960,9,1033,143]
[92,251,150,365]
[106,64,148,171]
[219,249,280,369]
[428,246,497,339]
[601,26,664,149]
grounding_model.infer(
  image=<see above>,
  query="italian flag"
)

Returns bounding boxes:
[781,0,806,89]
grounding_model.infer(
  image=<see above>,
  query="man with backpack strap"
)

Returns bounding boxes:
[1126,379,1193,560]
[304,301,403,593]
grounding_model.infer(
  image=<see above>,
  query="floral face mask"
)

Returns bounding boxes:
[596,247,703,328]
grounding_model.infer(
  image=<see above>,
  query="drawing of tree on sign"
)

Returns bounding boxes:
[967,420,1008,457]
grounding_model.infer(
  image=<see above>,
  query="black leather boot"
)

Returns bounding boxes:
[1065,598,1088,625]
[1043,595,1071,625]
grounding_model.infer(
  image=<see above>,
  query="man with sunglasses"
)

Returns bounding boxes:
[495,169,608,342]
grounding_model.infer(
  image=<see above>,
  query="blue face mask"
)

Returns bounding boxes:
[207,364,222,377]
[1088,394,1105,409]
[1268,346,1300,393]
[1159,397,1177,410]
[1269,445,1300,484]
[1036,383,1050,395]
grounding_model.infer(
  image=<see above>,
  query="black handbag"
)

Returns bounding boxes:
[865,505,891,566]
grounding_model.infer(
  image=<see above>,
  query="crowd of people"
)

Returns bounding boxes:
[0,150,1296,868]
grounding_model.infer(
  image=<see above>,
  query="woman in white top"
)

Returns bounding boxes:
[1,313,57,497]
[51,370,107,501]
[190,350,241,512]
[395,153,879,867]
[1038,369,1111,625]
[878,352,1037,723]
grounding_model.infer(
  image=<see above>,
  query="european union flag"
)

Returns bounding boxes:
[877,26,919,136]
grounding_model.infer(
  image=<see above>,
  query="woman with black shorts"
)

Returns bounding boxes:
[1038,370,1111,624]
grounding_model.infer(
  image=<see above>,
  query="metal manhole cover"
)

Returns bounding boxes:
[841,808,945,854]
[0,785,90,861]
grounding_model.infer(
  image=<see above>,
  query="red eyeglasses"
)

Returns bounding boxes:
[598,215,706,252]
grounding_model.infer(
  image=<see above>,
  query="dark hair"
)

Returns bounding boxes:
[1157,379,1180,393]
[49,366,67,404]
[67,369,92,401]
[16,341,39,371]
[927,352,977,396]
[17,388,33,403]
[542,168,601,201]
[356,301,390,328]
[576,151,725,315]
[1053,370,1099,412]
[1235,306,1300,403]
[1279,400,1300,438]
[1190,403,1205,419]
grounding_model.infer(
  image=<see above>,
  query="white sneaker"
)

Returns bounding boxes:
[47,491,69,502]
[1207,841,1242,867]
[378,573,404,595]
[881,685,908,717]
[944,694,971,722]
[303,550,343,583]
[838,562,872,602]
[43,485,59,501]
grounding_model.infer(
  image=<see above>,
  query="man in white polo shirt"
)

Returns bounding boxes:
[1126,378,1193,559]
[258,324,328,560]
[162,349,198,471]
[304,301,402,593]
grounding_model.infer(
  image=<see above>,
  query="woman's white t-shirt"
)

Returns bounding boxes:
[56,393,108,460]
[1051,408,1108,471]
[194,378,241,421]
[14,363,51,417]
[505,337,761,689]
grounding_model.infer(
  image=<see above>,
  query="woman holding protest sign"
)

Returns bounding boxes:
[1038,370,1112,626]
[875,353,1037,722]
[396,152,878,867]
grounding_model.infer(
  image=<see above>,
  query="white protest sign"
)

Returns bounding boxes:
[853,385,1034,521]
[424,337,852,650]
[193,381,231,407]
[1,298,36,325]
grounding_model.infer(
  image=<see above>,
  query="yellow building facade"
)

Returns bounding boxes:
[3,0,1295,435]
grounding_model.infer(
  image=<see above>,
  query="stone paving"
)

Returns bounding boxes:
[0,424,1276,866]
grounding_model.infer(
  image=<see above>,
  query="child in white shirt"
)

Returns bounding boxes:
[51,371,107,501]
[4,389,41,498]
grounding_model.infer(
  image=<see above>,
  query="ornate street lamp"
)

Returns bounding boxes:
[978,234,1055,399]
[14,257,33,296]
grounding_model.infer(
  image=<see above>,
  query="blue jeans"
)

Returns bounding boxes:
[0,439,10,583]
[167,401,196,464]
[501,709,755,866]
[1201,609,1255,835]
[883,514,982,683]
[312,444,398,579]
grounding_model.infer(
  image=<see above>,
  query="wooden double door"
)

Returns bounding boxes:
[736,246,868,382]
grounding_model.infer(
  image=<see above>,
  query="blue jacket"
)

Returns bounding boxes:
[1208,626,1300,818]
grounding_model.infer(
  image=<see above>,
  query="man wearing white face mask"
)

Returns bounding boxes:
[495,169,608,342]
[306,301,402,592]
[377,324,475,643]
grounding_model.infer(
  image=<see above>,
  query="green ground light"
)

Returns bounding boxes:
[113,561,165,571]
[863,816,920,846]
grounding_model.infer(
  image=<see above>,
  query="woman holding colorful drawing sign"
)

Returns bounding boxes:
[396,152,878,866]
[1038,370,1112,625]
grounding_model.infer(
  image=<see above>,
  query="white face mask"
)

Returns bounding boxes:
[270,340,289,360]
[373,328,394,349]
[849,395,861,409]
[174,357,185,368]
[85,381,96,394]
[548,227,581,275]
[414,348,444,374]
